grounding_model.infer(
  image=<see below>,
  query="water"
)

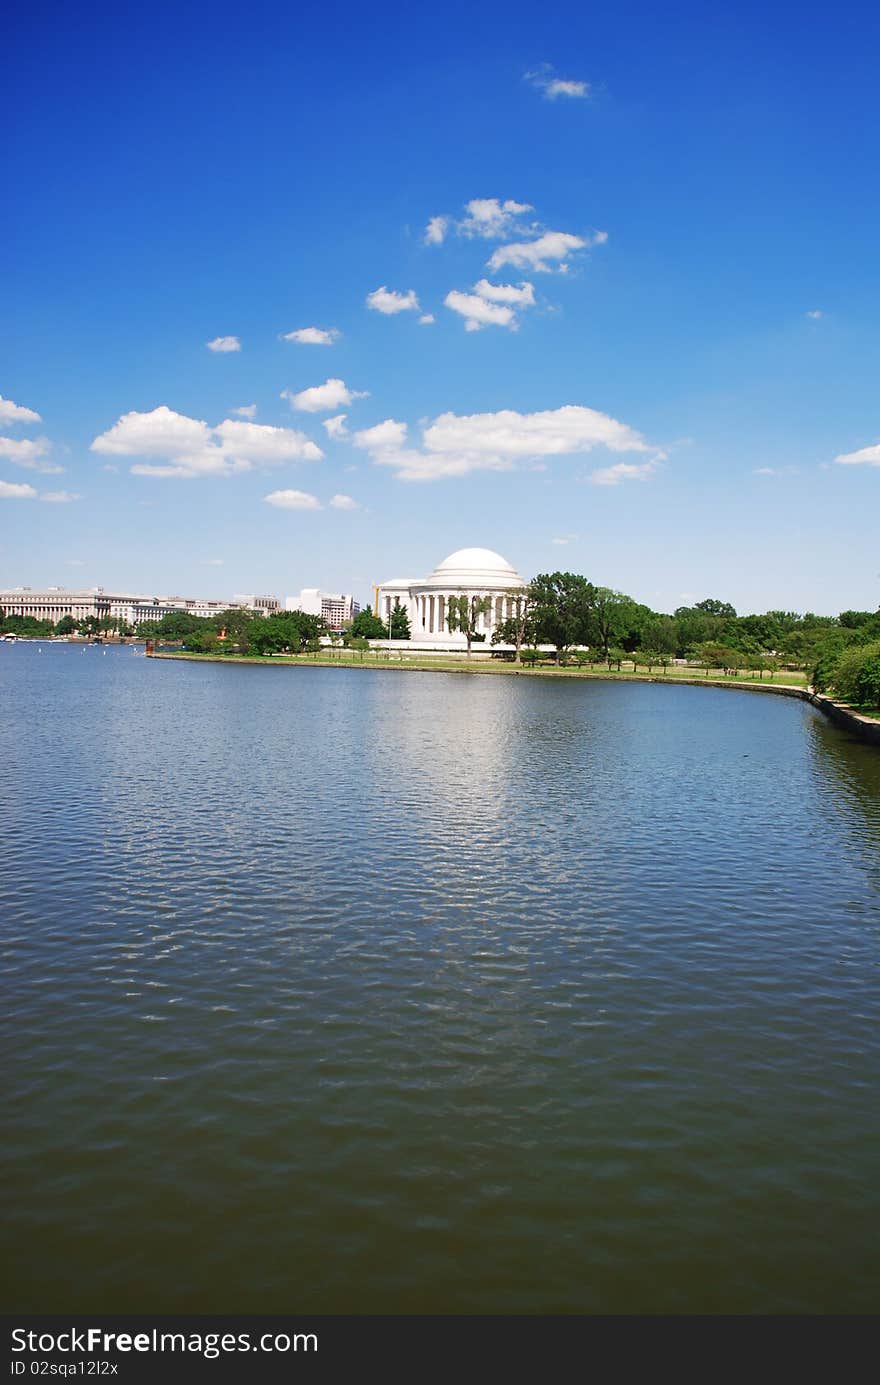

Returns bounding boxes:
[2,643,879,1314]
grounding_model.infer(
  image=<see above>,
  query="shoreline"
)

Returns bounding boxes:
[147,651,880,746]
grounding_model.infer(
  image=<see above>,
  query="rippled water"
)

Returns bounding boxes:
[2,643,880,1313]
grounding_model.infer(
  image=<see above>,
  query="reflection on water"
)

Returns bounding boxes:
[1,645,879,1313]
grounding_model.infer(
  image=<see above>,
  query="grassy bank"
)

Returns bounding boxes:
[149,648,809,691]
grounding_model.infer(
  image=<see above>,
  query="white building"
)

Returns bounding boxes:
[376,548,527,649]
[0,588,279,626]
[0,588,114,625]
[232,594,280,615]
[286,589,360,630]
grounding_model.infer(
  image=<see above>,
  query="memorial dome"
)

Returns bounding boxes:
[424,548,525,588]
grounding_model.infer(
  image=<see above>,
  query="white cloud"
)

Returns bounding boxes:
[419,313,435,325]
[834,442,880,468]
[459,198,533,240]
[366,286,420,314]
[546,79,589,99]
[444,290,517,332]
[370,448,515,483]
[91,404,322,478]
[805,309,824,320]
[753,465,799,477]
[354,418,408,451]
[0,436,64,473]
[488,229,601,273]
[282,379,368,413]
[330,493,359,510]
[264,489,322,510]
[213,418,323,464]
[353,402,660,484]
[93,406,210,458]
[322,414,349,440]
[424,216,449,245]
[472,279,535,306]
[204,558,224,566]
[424,405,652,459]
[41,490,82,503]
[525,65,591,100]
[206,336,241,353]
[67,559,86,567]
[589,459,659,486]
[282,327,340,345]
[0,479,37,499]
[232,404,257,418]
[444,279,536,332]
[0,394,41,425]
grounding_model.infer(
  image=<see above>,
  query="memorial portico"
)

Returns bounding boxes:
[375,548,527,649]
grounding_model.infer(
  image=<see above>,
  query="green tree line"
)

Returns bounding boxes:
[4,582,878,705]
[488,573,879,667]
[0,611,135,638]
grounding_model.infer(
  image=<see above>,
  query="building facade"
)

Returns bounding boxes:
[286,589,361,631]
[0,588,279,625]
[375,548,527,648]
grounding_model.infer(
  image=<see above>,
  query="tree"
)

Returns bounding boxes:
[529,572,595,659]
[589,588,640,659]
[247,619,288,655]
[639,614,678,656]
[490,594,534,664]
[213,607,254,648]
[184,629,221,654]
[695,598,737,619]
[0,613,54,637]
[839,610,877,630]
[673,605,726,654]
[446,593,491,655]
[55,615,78,636]
[350,609,386,640]
[246,610,324,655]
[694,642,730,676]
[634,648,663,673]
[389,601,410,640]
[155,611,202,641]
[825,640,880,708]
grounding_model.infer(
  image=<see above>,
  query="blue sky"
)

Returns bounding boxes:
[2,0,879,614]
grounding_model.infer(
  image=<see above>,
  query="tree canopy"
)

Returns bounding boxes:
[446,593,491,655]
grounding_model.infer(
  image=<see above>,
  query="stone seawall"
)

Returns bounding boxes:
[808,693,880,747]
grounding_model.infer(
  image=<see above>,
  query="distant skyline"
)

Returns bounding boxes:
[2,0,879,615]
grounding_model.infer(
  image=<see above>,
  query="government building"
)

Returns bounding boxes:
[376,548,527,649]
[0,588,279,625]
[285,589,360,631]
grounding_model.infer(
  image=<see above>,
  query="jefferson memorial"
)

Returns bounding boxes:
[376,547,527,649]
